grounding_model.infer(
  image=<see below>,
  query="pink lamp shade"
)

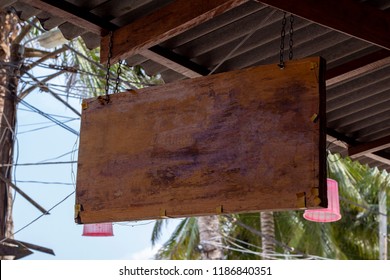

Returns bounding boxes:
[82,223,114,236]
[303,178,342,222]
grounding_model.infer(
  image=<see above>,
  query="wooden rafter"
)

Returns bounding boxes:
[140,46,210,78]
[373,151,390,163]
[100,0,249,64]
[365,153,390,168]
[144,48,390,82]
[326,50,390,81]
[326,51,390,86]
[349,136,390,158]
[0,242,32,259]
[327,135,390,168]
[0,174,48,215]
[258,0,390,51]
[4,239,55,256]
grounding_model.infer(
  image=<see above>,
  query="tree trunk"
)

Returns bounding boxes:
[198,216,224,260]
[0,10,20,259]
[379,187,387,260]
[260,211,275,259]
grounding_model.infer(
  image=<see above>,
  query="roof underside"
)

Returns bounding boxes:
[3,0,390,171]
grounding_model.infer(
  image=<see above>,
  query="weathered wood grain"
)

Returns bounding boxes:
[100,0,249,63]
[76,57,326,223]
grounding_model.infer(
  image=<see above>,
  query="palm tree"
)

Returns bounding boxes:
[198,216,224,259]
[271,153,389,259]
[151,153,389,259]
[259,211,275,259]
[153,218,200,260]
[152,216,224,260]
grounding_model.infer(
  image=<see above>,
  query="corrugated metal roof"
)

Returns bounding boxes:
[4,0,390,171]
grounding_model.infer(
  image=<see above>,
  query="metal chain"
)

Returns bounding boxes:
[288,14,294,61]
[278,12,287,69]
[114,60,122,94]
[104,31,113,103]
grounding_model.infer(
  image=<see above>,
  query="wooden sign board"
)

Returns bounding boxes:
[75,57,326,224]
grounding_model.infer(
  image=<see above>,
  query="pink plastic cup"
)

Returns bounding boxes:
[303,178,342,222]
[82,223,114,236]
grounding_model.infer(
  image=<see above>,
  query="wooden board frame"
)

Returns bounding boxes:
[75,57,327,224]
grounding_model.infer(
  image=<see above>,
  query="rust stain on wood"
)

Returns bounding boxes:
[76,57,326,223]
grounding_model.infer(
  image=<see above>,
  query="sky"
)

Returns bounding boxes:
[10,63,179,260]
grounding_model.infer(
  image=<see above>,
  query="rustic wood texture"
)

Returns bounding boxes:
[0,242,32,259]
[76,57,326,223]
[100,0,249,64]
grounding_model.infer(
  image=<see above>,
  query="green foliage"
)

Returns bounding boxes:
[17,18,164,99]
[327,154,389,259]
[273,153,390,259]
[222,214,262,260]
[154,217,200,260]
[151,153,390,260]
[63,38,164,98]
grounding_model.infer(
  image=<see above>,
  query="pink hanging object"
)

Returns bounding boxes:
[303,178,342,222]
[82,223,114,236]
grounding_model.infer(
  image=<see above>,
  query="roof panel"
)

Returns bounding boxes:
[110,0,173,26]
[5,0,390,172]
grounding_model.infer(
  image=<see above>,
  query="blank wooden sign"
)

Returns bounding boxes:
[75,57,326,224]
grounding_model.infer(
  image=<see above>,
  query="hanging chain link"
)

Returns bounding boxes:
[114,60,123,94]
[104,31,113,103]
[278,12,294,69]
[288,14,294,61]
[103,31,122,103]
[278,12,287,69]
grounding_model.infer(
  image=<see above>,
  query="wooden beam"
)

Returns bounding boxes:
[0,174,49,215]
[140,49,202,78]
[326,135,390,169]
[0,242,32,259]
[326,50,390,81]
[349,136,390,158]
[259,0,390,50]
[365,153,390,167]
[326,52,390,86]
[374,150,390,161]
[140,46,210,78]
[4,239,55,256]
[20,0,116,34]
[100,0,249,64]
[141,44,390,84]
